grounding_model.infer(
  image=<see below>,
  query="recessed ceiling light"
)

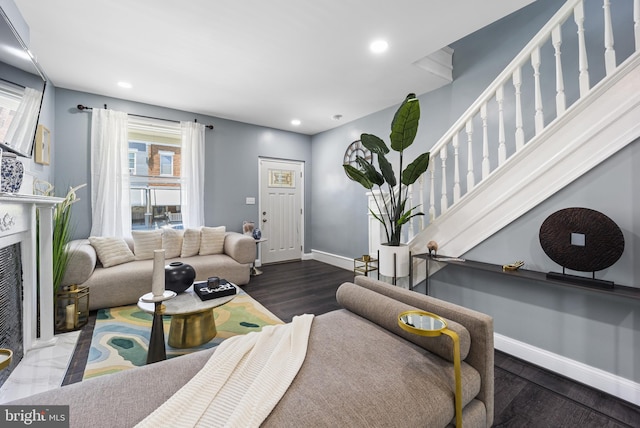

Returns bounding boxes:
[291,119,301,126]
[118,81,133,89]
[370,39,389,54]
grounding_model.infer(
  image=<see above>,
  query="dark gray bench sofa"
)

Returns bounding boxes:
[11,276,494,427]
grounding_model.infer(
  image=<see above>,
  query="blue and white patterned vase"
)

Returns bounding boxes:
[252,228,262,240]
[1,153,24,193]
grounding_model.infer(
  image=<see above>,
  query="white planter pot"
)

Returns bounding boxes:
[378,243,410,278]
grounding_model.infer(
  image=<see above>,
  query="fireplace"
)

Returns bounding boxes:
[0,194,63,386]
[0,243,22,386]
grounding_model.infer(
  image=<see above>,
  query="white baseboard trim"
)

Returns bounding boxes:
[495,333,640,405]
[310,249,353,271]
[302,252,314,261]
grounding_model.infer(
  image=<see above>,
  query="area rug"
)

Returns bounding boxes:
[83,289,282,380]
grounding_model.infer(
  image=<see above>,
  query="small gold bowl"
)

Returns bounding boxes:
[0,348,13,370]
[362,255,371,262]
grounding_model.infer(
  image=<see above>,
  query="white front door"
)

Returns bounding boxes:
[259,158,304,264]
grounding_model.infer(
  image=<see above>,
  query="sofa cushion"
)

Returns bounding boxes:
[336,282,471,362]
[88,236,135,268]
[162,229,184,259]
[199,226,226,255]
[181,228,202,257]
[132,230,163,260]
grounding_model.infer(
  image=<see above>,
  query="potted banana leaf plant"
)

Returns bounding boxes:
[343,93,430,278]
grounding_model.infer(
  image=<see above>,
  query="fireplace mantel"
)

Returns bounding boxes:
[0,193,64,353]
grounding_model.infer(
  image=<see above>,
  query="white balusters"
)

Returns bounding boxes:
[440,146,448,213]
[603,0,617,75]
[407,184,414,240]
[466,120,475,191]
[574,1,590,97]
[512,67,525,151]
[429,165,436,221]
[531,46,544,134]
[409,0,635,243]
[635,0,640,50]
[481,104,490,179]
[496,85,506,166]
[552,25,567,115]
[418,175,425,230]
[452,133,461,202]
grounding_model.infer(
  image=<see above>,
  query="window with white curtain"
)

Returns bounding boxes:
[128,117,183,230]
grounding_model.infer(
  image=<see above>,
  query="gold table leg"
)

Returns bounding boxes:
[168,308,217,348]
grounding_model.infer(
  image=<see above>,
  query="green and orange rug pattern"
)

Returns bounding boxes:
[83,289,282,380]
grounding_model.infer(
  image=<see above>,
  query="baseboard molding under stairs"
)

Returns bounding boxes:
[311,249,640,406]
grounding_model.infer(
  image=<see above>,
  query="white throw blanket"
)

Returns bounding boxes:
[135,314,314,428]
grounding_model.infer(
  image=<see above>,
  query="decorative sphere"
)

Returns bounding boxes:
[164,261,196,293]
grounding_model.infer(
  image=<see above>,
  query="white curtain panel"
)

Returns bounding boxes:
[90,108,132,237]
[180,121,205,228]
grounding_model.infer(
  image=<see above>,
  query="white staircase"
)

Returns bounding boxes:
[400,0,640,272]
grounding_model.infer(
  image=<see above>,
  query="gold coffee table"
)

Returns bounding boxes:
[138,283,238,348]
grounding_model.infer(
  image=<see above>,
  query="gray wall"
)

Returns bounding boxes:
[53,88,312,245]
[310,0,640,385]
[310,0,562,258]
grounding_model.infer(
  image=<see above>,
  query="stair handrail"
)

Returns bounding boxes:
[427,0,580,161]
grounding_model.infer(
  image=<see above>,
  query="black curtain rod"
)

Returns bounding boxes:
[76,104,214,129]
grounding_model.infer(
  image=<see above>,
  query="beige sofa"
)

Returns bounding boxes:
[13,276,494,427]
[62,231,256,310]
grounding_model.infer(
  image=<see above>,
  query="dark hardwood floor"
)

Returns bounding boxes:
[65,260,640,427]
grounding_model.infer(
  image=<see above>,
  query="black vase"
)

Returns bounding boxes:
[164,261,196,293]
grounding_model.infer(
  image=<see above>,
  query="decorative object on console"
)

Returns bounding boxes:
[1,152,24,193]
[165,261,196,294]
[343,93,430,279]
[539,207,624,289]
[502,260,525,271]
[427,240,438,257]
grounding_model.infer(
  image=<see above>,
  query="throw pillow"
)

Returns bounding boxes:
[181,227,202,258]
[88,236,135,268]
[199,226,226,255]
[132,230,163,260]
[162,228,184,259]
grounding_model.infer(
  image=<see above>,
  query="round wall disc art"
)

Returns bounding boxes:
[539,207,624,272]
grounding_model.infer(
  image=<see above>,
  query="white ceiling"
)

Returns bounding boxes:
[14,0,535,135]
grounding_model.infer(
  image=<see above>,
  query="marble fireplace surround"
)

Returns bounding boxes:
[0,194,63,358]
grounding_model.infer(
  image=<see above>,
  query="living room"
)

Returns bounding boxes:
[0,0,639,426]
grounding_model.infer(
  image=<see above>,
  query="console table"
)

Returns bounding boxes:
[410,253,640,300]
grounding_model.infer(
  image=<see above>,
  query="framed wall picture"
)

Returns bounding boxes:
[35,124,50,165]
